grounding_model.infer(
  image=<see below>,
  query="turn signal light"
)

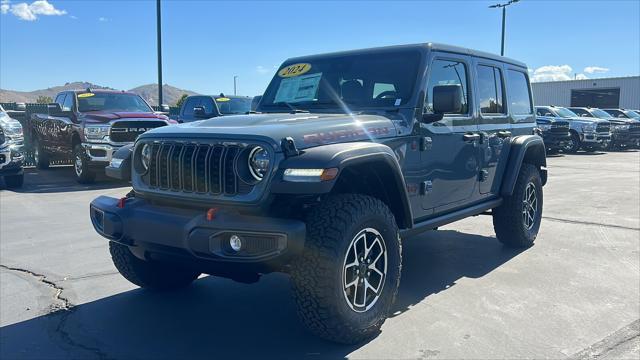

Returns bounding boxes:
[206,208,218,221]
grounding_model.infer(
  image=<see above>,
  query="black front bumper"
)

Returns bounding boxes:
[542,132,570,149]
[89,196,306,270]
[611,131,640,146]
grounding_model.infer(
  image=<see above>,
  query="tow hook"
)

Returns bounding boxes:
[281,137,301,158]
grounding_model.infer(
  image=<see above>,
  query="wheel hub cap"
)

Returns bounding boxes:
[522,182,538,230]
[342,228,387,313]
[75,154,83,176]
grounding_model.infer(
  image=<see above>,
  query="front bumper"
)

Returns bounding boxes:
[89,196,306,268]
[581,132,611,147]
[0,146,24,176]
[611,131,640,146]
[541,132,570,149]
[82,142,127,164]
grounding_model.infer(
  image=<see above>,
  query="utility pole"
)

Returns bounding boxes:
[489,0,520,56]
[233,76,238,95]
[156,0,163,105]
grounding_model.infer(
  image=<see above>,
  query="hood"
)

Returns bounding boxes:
[564,116,608,124]
[139,112,398,151]
[604,117,634,125]
[81,111,169,124]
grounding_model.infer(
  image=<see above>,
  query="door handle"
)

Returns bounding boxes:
[496,130,512,138]
[463,133,481,143]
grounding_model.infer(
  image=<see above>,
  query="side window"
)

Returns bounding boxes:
[182,97,200,118]
[507,70,533,115]
[571,108,591,117]
[55,93,66,106]
[200,97,216,114]
[425,59,469,115]
[535,108,546,116]
[477,65,505,114]
[62,93,74,111]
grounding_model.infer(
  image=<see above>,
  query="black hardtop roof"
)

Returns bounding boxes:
[188,94,252,99]
[283,42,527,69]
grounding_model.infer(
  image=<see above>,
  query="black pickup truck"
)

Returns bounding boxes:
[30,89,171,183]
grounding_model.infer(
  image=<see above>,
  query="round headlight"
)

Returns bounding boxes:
[248,146,269,181]
[141,144,151,171]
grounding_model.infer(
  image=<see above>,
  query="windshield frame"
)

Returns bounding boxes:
[258,48,425,113]
[77,92,153,113]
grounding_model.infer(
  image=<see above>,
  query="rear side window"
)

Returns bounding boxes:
[507,70,533,115]
[182,97,200,118]
[569,108,592,117]
[605,109,625,118]
[477,65,505,114]
[425,59,469,115]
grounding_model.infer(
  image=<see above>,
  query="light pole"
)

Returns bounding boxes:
[489,0,520,56]
[156,0,163,105]
[233,76,238,95]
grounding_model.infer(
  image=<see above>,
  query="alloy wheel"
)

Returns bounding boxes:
[522,182,538,230]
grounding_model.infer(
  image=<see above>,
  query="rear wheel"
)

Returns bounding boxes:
[291,194,402,344]
[493,163,543,248]
[33,138,49,169]
[73,144,96,184]
[3,174,24,188]
[109,242,200,291]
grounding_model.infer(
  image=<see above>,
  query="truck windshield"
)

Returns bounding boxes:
[554,107,579,118]
[625,110,640,119]
[215,97,252,115]
[590,109,614,119]
[259,49,421,112]
[77,93,153,113]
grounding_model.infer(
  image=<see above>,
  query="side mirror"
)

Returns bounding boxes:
[16,103,26,111]
[194,106,208,118]
[618,114,626,118]
[422,84,462,123]
[160,104,170,113]
[47,103,63,115]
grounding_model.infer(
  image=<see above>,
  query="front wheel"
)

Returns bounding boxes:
[3,174,24,188]
[291,194,402,344]
[492,163,543,248]
[73,144,96,184]
[565,132,580,153]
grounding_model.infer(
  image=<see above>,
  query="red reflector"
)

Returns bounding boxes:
[117,197,126,208]
[206,208,218,221]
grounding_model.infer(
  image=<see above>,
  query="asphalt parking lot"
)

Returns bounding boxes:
[1,151,638,359]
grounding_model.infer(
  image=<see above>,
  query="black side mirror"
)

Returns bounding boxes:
[47,103,63,115]
[16,103,26,111]
[193,106,208,118]
[160,104,170,113]
[422,84,462,123]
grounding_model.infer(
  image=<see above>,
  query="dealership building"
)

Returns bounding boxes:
[531,76,640,109]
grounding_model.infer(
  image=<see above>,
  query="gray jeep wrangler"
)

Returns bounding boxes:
[90,43,546,344]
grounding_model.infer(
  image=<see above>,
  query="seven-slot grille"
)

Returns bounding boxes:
[144,142,252,196]
[110,120,167,143]
[550,121,570,133]
[596,123,610,133]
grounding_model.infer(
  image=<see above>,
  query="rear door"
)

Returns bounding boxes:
[420,54,480,214]
[473,60,511,195]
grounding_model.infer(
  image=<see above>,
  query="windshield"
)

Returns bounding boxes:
[215,97,252,114]
[77,92,153,113]
[555,107,579,118]
[625,110,640,119]
[259,50,421,112]
[590,109,614,119]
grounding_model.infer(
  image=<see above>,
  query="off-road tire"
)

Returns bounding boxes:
[109,242,200,291]
[565,132,580,153]
[290,194,402,344]
[493,163,543,248]
[3,174,24,188]
[33,138,49,169]
[73,144,96,184]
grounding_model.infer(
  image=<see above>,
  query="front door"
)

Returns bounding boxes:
[420,55,480,215]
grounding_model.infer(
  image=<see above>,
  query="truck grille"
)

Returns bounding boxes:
[630,122,640,134]
[0,128,5,146]
[596,123,610,133]
[110,120,167,143]
[145,142,252,196]
[550,121,570,133]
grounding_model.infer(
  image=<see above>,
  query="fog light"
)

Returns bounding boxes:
[229,235,242,252]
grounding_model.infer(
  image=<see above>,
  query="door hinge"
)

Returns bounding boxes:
[420,180,433,195]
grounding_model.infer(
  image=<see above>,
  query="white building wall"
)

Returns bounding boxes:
[531,76,640,109]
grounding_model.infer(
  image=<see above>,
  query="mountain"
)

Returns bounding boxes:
[0,82,199,106]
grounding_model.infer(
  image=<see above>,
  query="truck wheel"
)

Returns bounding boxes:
[493,163,543,248]
[109,242,200,291]
[33,138,49,169]
[3,174,24,188]
[291,194,402,344]
[565,132,580,153]
[73,144,96,184]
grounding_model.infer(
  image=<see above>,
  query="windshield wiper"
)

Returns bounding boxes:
[273,102,309,113]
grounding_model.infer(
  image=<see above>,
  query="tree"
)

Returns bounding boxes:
[36,96,53,104]
[175,94,188,108]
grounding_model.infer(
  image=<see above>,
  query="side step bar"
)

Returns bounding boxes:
[400,198,503,239]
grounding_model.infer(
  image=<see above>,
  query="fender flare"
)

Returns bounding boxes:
[500,135,547,196]
[270,142,413,228]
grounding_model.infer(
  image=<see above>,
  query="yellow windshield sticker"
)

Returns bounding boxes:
[216,97,231,102]
[278,63,312,78]
[77,93,95,98]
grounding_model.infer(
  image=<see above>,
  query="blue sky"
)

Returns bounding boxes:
[1,0,639,97]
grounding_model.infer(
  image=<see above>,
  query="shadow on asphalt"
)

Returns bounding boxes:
[0,166,128,193]
[0,230,524,359]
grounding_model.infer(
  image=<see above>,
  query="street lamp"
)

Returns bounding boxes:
[234,75,238,95]
[156,0,163,106]
[489,0,520,56]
